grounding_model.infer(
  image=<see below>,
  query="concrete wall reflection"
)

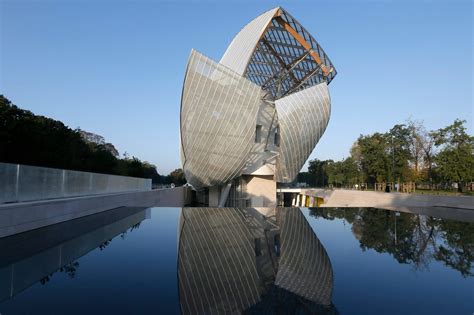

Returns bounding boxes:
[0,207,149,302]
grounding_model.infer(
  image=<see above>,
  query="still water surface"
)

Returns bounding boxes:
[0,206,472,314]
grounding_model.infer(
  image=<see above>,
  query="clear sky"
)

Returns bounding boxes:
[1,0,472,174]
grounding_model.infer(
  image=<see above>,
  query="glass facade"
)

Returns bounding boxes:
[181,6,337,189]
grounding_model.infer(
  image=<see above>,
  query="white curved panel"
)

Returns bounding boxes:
[275,82,331,183]
[180,50,264,189]
[219,7,279,75]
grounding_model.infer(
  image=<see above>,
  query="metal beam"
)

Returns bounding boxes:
[251,59,314,76]
[283,65,322,97]
[250,61,310,76]
[273,16,330,76]
[261,38,299,85]
[264,38,306,53]
[246,70,273,78]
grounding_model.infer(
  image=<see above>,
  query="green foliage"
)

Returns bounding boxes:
[352,133,390,184]
[304,118,472,190]
[306,157,360,188]
[340,157,360,185]
[308,159,330,187]
[387,124,413,181]
[0,95,165,184]
[431,119,474,188]
[162,168,186,186]
[297,171,313,186]
[79,129,119,157]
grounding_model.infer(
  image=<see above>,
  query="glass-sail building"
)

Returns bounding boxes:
[180,7,337,207]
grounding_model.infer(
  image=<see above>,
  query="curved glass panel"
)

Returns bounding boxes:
[275,82,331,182]
[182,6,337,188]
[219,7,279,76]
[180,50,264,189]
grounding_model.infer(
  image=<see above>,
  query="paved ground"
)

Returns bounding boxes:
[283,188,474,221]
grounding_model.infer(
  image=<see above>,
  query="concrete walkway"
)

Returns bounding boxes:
[282,188,474,222]
[306,189,474,210]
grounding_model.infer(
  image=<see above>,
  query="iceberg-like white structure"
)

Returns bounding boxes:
[180,7,337,206]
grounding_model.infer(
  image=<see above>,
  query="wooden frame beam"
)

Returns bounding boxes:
[273,16,329,76]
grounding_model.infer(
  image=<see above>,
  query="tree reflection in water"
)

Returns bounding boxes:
[62,261,80,278]
[309,208,474,277]
[40,262,80,285]
[37,222,144,287]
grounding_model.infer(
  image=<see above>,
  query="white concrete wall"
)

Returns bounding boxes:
[208,186,220,207]
[244,175,276,207]
[280,188,474,221]
[0,162,152,204]
[302,189,474,210]
[0,186,192,238]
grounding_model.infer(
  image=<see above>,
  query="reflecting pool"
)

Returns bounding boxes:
[0,207,473,314]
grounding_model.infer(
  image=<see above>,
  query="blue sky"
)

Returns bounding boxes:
[1,0,472,174]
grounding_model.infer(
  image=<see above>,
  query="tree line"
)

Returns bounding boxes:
[0,95,186,185]
[299,119,474,192]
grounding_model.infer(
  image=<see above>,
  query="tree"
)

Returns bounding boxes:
[308,159,330,187]
[297,172,314,186]
[306,157,360,188]
[0,95,162,184]
[342,157,360,186]
[323,160,337,187]
[355,133,390,184]
[163,168,186,186]
[407,119,436,185]
[78,129,120,157]
[387,124,413,182]
[431,119,474,191]
[350,142,366,182]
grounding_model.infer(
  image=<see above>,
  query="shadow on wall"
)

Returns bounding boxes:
[243,175,276,207]
[245,192,275,207]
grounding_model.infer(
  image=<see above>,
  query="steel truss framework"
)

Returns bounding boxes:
[245,9,336,99]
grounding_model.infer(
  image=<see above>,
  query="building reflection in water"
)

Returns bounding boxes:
[0,206,149,302]
[178,207,338,314]
[1,206,339,314]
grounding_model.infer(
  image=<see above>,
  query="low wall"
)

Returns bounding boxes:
[281,188,474,222]
[0,186,192,238]
[300,189,474,210]
[0,162,152,204]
